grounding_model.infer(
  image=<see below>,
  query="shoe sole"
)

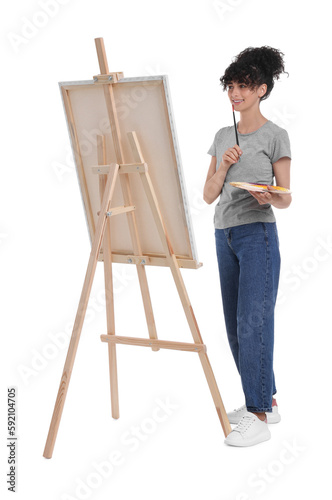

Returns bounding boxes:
[224,432,271,447]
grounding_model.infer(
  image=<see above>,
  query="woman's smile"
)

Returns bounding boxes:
[232,99,244,105]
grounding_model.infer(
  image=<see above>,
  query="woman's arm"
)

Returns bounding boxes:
[249,156,292,209]
[203,156,227,204]
[203,145,242,204]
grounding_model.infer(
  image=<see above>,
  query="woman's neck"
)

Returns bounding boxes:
[237,109,268,134]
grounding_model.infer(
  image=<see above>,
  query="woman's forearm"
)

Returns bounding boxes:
[203,165,228,204]
[270,193,292,209]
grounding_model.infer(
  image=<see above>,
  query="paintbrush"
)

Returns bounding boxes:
[232,104,241,162]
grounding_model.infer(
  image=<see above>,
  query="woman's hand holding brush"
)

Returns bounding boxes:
[220,145,243,171]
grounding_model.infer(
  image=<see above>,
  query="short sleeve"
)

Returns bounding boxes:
[207,132,217,156]
[271,129,292,164]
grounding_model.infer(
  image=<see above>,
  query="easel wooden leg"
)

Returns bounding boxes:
[97,136,119,418]
[127,131,231,437]
[142,175,231,436]
[43,164,120,458]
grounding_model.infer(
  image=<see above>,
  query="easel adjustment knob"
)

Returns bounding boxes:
[126,255,149,265]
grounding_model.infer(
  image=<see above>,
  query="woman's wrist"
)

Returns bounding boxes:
[270,193,292,209]
[218,161,230,175]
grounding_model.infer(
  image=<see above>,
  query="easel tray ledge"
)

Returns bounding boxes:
[98,251,202,269]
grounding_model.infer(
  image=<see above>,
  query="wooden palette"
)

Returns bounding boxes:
[230,182,292,194]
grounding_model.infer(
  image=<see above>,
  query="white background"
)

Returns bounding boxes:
[1,1,331,499]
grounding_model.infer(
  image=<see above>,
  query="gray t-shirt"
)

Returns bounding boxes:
[207,120,291,229]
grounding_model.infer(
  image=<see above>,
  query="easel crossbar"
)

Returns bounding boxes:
[100,334,206,353]
[97,205,136,216]
[97,252,202,269]
[92,163,147,175]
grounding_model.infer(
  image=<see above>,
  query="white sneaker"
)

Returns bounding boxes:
[227,401,281,424]
[224,411,271,447]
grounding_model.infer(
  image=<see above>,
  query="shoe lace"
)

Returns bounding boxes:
[234,414,254,434]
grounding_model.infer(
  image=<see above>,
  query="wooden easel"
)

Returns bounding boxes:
[43,38,231,459]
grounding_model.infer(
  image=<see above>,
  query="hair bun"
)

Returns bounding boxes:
[235,46,287,81]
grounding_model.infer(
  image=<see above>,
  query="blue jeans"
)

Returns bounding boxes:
[215,222,281,413]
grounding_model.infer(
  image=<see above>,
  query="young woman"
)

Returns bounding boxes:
[203,46,292,447]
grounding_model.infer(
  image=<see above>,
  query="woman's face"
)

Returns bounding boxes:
[227,81,266,112]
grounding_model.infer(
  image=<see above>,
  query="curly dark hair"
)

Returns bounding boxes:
[220,46,288,101]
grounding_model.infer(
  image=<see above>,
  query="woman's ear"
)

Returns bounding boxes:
[260,84,267,97]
